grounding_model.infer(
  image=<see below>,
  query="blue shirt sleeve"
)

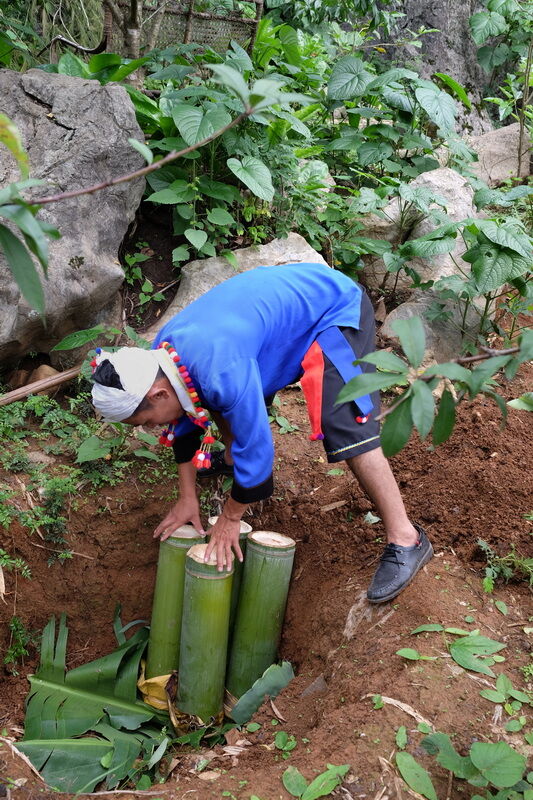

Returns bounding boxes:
[206,358,274,502]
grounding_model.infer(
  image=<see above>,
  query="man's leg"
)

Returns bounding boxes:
[346,447,417,546]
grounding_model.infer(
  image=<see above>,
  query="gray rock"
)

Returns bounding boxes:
[362,167,476,292]
[0,69,145,364]
[468,123,531,187]
[148,233,327,335]
[381,290,480,363]
[300,675,328,698]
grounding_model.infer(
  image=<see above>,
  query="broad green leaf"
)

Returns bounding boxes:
[396,726,408,749]
[423,362,472,382]
[508,392,533,411]
[495,600,508,615]
[227,156,274,202]
[357,351,408,373]
[358,141,393,166]
[479,689,507,703]
[396,752,437,800]
[380,397,413,457]
[147,188,186,204]
[172,245,190,263]
[172,104,231,146]
[391,316,426,367]
[0,222,45,314]
[471,245,526,293]
[449,633,505,677]
[401,236,456,259]
[0,203,53,270]
[52,325,108,351]
[57,51,90,78]
[477,43,510,72]
[128,137,153,165]
[283,765,308,797]
[495,673,513,696]
[468,355,512,396]
[411,624,444,634]
[432,389,456,446]
[198,177,240,203]
[207,207,235,226]
[18,738,113,793]
[411,381,435,440]
[209,64,249,104]
[0,112,29,177]
[470,742,526,788]
[421,733,479,780]
[336,372,408,404]
[229,661,294,725]
[476,220,532,258]
[148,64,193,81]
[328,56,373,100]
[433,73,472,109]
[366,68,419,90]
[470,11,508,44]
[88,53,121,71]
[76,435,113,463]
[185,229,208,250]
[302,764,350,800]
[278,25,301,66]
[414,87,456,132]
[396,648,423,660]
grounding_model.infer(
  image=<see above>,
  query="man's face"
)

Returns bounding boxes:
[124,381,183,427]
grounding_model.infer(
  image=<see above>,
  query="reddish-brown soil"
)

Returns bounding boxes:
[0,368,532,800]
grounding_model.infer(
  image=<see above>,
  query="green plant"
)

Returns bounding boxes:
[0,548,31,579]
[477,539,533,593]
[338,317,533,456]
[282,763,350,800]
[274,730,297,758]
[3,616,37,675]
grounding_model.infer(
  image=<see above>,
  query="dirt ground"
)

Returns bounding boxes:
[0,367,532,800]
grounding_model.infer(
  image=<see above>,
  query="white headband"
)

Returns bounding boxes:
[91,347,195,422]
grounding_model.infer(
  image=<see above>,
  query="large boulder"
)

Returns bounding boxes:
[468,123,531,187]
[362,167,476,291]
[147,233,327,336]
[0,69,145,365]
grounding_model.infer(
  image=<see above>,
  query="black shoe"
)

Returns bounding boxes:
[197,449,234,479]
[366,523,433,604]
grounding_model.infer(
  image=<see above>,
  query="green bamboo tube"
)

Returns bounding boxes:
[145,525,205,679]
[177,543,233,722]
[226,531,295,699]
[207,516,253,631]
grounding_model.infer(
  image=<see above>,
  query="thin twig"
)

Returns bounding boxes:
[30,541,95,559]
[30,111,250,206]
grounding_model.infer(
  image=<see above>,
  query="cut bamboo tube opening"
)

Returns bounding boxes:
[226,531,295,699]
[177,543,233,723]
[207,516,252,631]
[145,525,205,679]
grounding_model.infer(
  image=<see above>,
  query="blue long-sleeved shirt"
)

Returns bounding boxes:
[152,262,363,502]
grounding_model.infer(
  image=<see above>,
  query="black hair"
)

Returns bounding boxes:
[93,359,124,390]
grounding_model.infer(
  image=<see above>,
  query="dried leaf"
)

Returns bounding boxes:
[270,698,286,722]
[0,565,5,603]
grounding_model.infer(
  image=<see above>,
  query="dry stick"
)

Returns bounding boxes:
[30,541,95,560]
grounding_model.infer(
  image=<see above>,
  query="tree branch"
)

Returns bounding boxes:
[102,0,123,29]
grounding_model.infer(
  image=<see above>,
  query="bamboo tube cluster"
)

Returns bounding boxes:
[145,525,204,679]
[145,523,295,722]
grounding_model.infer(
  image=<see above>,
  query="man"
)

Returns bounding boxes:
[91,262,433,603]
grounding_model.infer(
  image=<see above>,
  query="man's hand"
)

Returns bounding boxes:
[153,497,205,541]
[205,515,243,572]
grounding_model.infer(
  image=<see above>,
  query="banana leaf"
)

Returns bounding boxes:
[23,615,156,741]
[17,722,164,793]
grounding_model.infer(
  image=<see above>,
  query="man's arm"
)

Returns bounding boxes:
[153,460,205,540]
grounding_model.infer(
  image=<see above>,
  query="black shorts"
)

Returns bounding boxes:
[321,292,381,462]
